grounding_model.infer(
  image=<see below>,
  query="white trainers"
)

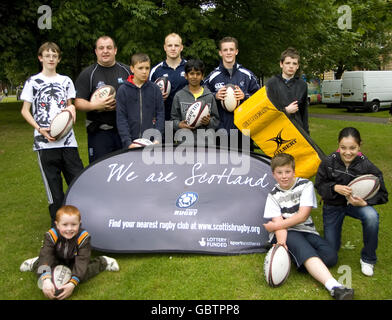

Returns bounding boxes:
[20,257,39,272]
[101,256,119,271]
[360,259,374,276]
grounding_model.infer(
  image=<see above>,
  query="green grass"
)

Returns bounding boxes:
[309,103,391,118]
[1,101,391,300]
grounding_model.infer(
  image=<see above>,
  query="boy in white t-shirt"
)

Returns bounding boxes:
[21,42,84,227]
[263,153,354,300]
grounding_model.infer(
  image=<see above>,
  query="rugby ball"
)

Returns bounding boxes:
[264,244,291,287]
[37,265,72,294]
[52,265,72,296]
[221,84,239,112]
[132,138,153,147]
[49,109,73,140]
[90,85,116,102]
[154,77,171,95]
[348,174,380,200]
[185,101,210,128]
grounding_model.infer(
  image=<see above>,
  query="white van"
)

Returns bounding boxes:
[341,71,392,112]
[321,80,342,106]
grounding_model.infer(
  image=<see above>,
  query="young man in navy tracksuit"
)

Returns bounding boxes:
[204,36,260,151]
[149,33,188,121]
[116,53,165,148]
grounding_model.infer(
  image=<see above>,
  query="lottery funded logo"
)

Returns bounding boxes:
[198,237,228,248]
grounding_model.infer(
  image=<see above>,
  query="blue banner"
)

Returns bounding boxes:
[65,146,275,254]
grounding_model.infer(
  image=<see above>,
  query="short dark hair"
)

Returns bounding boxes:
[280,47,300,63]
[219,36,238,50]
[95,35,117,49]
[130,53,150,66]
[338,127,362,145]
[270,153,295,172]
[184,59,205,74]
[38,42,61,58]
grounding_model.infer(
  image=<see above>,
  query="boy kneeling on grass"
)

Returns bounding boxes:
[263,153,354,300]
[20,205,119,300]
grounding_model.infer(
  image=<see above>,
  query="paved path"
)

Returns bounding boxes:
[309,113,390,124]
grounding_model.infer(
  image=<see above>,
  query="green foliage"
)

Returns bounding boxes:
[1,1,392,86]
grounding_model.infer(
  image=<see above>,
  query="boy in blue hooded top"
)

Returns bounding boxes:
[116,53,165,148]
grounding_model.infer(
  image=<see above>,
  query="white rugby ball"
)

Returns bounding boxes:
[132,138,154,147]
[348,174,380,200]
[49,110,73,140]
[185,101,210,128]
[52,265,72,296]
[154,77,171,95]
[221,84,239,112]
[90,85,116,102]
[264,244,291,287]
[52,265,72,289]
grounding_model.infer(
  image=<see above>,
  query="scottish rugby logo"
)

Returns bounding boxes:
[176,192,198,208]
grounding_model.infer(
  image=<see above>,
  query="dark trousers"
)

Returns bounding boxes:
[87,129,122,164]
[273,230,338,270]
[37,148,84,226]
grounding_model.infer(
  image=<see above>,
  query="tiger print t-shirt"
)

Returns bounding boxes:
[21,73,78,151]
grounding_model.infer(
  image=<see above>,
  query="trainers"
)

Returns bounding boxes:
[331,286,354,300]
[20,257,39,272]
[101,256,119,271]
[360,259,374,276]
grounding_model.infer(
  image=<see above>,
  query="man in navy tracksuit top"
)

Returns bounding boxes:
[149,33,188,121]
[204,37,260,151]
[116,53,165,148]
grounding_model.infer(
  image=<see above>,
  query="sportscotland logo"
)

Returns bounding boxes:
[176,192,198,208]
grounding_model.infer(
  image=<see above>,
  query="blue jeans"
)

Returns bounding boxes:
[323,205,379,264]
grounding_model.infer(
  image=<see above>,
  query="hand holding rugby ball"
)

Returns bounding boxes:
[129,138,154,148]
[90,85,116,112]
[154,77,171,97]
[37,264,72,297]
[52,265,72,296]
[348,174,380,200]
[49,109,73,140]
[221,84,240,112]
[185,101,210,128]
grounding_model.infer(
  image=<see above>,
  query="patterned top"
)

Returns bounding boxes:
[21,73,77,151]
[264,178,319,236]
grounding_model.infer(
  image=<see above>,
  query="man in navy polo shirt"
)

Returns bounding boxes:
[149,33,188,122]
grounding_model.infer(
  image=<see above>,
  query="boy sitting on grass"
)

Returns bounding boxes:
[20,205,119,300]
[263,153,354,300]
